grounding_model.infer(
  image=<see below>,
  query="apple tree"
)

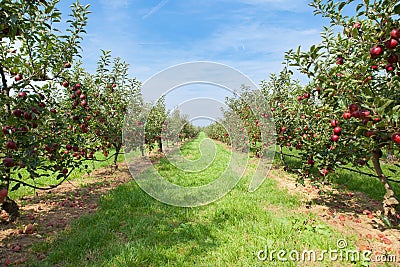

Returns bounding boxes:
[284,0,400,220]
[0,0,90,220]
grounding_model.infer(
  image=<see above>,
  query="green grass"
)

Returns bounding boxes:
[29,133,363,267]
[277,147,400,201]
[8,150,130,200]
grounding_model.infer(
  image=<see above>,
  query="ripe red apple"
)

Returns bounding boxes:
[331,134,339,142]
[0,188,8,202]
[336,57,344,65]
[307,159,315,166]
[349,103,359,112]
[81,100,87,107]
[6,141,18,150]
[387,54,399,64]
[13,109,22,117]
[297,95,303,101]
[371,65,379,70]
[270,108,275,112]
[303,92,310,99]
[391,29,400,39]
[385,39,398,49]
[24,111,32,120]
[343,111,351,120]
[31,122,38,128]
[14,74,22,81]
[370,46,383,58]
[330,120,338,127]
[353,22,361,29]
[2,126,11,135]
[80,94,86,99]
[351,111,360,118]
[64,62,72,68]
[76,89,82,95]
[50,108,57,114]
[333,127,341,134]
[385,63,395,72]
[280,126,286,132]
[360,110,370,118]
[392,133,400,144]
[62,81,69,88]
[112,83,117,88]
[17,91,27,98]
[3,157,13,167]
[62,168,68,175]
[86,115,91,121]
[74,83,81,90]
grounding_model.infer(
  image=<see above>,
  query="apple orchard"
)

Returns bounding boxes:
[1,0,400,226]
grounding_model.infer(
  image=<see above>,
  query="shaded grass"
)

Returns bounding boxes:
[29,134,362,267]
[8,150,132,200]
[277,147,400,201]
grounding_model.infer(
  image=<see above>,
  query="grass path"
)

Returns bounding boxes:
[24,133,369,267]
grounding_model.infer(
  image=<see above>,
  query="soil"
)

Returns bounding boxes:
[269,167,400,262]
[0,153,399,266]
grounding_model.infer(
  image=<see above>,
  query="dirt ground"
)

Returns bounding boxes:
[0,155,399,266]
[269,167,400,264]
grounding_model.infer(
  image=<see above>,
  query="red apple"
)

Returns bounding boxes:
[370,46,383,58]
[297,95,303,101]
[391,29,400,39]
[336,57,344,65]
[349,103,359,112]
[74,83,81,90]
[17,91,27,98]
[385,39,398,49]
[385,63,395,72]
[307,159,315,166]
[13,109,22,117]
[331,134,339,142]
[80,94,86,99]
[50,108,57,114]
[330,120,338,127]
[24,111,32,120]
[14,74,22,81]
[353,22,361,29]
[280,126,286,132]
[62,81,69,88]
[343,111,351,120]
[392,133,400,144]
[3,157,13,167]
[64,62,72,68]
[6,141,18,150]
[333,127,341,134]
[2,126,11,135]
[81,100,87,107]
[387,54,399,64]
[303,92,310,99]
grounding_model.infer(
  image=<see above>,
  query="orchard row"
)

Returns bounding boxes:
[0,0,198,220]
[205,0,400,223]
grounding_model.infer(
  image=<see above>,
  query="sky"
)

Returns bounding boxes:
[56,0,329,125]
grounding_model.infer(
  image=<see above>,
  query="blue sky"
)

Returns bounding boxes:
[57,0,328,125]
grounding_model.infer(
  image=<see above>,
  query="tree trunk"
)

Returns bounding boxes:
[140,145,144,156]
[371,149,399,218]
[1,198,19,222]
[112,144,121,171]
[279,145,289,171]
[158,137,163,153]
